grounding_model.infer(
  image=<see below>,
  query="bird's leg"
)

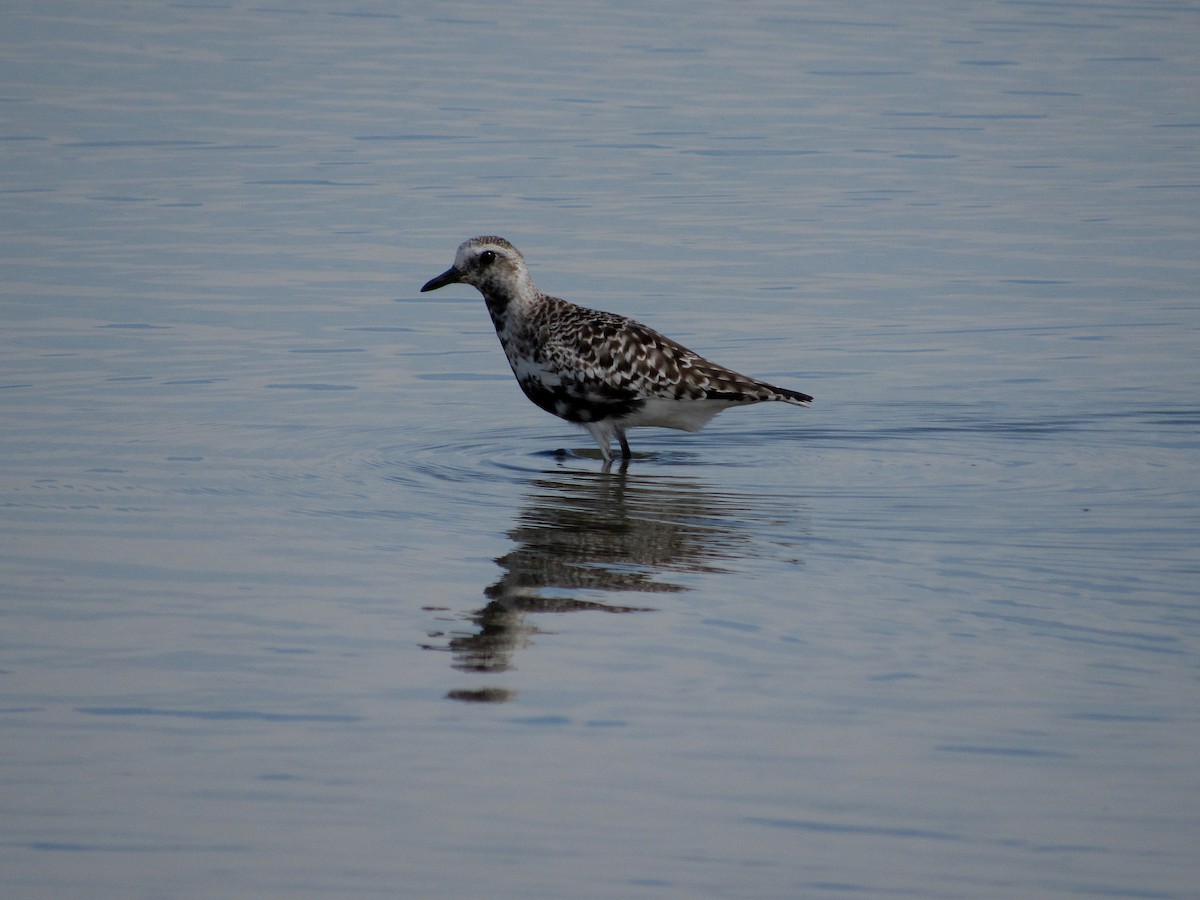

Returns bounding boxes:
[616,428,631,460]
[585,422,614,463]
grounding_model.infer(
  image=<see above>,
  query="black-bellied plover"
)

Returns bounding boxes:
[420,236,812,464]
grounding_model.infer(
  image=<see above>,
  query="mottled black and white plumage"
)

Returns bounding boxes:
[420,236,813,464]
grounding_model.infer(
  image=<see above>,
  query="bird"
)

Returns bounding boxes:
[420,236,812,465]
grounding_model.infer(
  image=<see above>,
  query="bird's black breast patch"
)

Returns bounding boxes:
[518,377,643,424]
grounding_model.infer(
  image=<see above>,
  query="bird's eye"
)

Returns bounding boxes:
[479,250,497,265]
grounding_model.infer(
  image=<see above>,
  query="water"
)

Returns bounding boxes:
[3,2,1199,897]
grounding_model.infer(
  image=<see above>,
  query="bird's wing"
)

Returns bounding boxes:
[539,302,777,402]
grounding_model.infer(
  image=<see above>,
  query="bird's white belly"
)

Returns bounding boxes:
[621,397,735,432]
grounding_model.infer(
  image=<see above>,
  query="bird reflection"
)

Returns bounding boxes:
[426,466,765,703]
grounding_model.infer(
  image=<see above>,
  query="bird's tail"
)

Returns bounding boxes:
[705,383,813,406]
[772,386,813,406]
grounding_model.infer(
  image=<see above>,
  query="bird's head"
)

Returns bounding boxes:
[421,236,532,301]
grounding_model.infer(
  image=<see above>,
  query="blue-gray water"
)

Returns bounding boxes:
[3,2,1199,898]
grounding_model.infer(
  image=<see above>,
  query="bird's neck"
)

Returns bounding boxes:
[481,288,514,319]
[480,278,541,326]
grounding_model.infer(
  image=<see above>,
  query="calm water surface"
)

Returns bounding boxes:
[3,2,1199,898]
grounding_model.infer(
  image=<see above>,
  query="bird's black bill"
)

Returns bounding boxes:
[420,267,462,292]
